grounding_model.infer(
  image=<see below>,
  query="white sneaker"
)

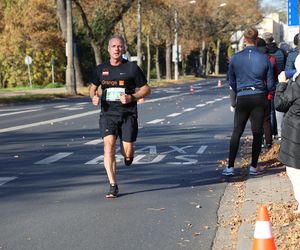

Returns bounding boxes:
[222,167,235,176]
[249,166,264,175]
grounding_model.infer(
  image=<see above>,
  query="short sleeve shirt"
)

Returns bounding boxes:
[92,59,147,115]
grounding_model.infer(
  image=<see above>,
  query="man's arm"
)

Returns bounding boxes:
[89,83,100,106]
[120,84,151,104]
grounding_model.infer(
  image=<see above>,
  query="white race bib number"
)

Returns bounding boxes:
[105,87,125,101]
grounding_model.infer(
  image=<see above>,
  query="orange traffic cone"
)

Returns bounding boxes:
[252,205,276,250]
[217,80,222,87]
[190,85,195,93]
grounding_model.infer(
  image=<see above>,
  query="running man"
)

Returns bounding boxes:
[90,35,151,198]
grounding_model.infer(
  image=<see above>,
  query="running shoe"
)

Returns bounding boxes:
[124,157,134,166]
[222,167,235,176]
[106,184,119,198]
[249,166,265,176]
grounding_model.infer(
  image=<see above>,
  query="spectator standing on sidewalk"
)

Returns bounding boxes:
[275,54,300,213]
[256,37,279,149]
[263,32,287,140]
[223,27,275,176]
[285,33,299,71]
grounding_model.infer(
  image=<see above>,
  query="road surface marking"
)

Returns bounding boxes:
[196,104,206,107]
[34,152,73,164]
[167,113,182,117]
[196,145,208,154]
[147,119,165,124]
[0,177,17,186]
[182,108,195,112]
[85,139,103,145]
[61,107,84,111]
[0,110,99,133]
[0,109,41,117]
[54,105,69,108]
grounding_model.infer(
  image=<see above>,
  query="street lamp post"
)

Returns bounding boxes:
[66,0,76,95]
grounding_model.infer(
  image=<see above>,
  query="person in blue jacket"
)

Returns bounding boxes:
[223,27,276,176]
[285,33,299,71]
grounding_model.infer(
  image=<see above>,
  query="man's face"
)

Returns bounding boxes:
[108,38,124,60]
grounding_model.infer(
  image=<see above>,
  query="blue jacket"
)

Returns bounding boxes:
[285,48,298,70]
[228,46,275,97]
[267,43,286,72]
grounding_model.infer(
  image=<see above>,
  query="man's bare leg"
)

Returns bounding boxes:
[121,141,134,166]
[103,135,117,184]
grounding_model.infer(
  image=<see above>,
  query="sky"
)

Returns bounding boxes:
[261,0,285,8]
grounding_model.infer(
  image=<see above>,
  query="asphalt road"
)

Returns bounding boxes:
[0,78,234,250]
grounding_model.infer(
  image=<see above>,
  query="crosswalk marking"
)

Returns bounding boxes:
[34,152,73,164]
[196,145,208,154]
[0,177,17,186]
[85,139,103,145]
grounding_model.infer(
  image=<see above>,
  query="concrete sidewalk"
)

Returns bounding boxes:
[213,163,292,249]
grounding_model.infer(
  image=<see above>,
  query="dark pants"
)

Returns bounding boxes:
[228,94,268,168]
[263,100,273,145]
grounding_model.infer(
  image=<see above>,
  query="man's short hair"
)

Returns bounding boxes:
[262,32,274,44]
[108,35,125,45]
[243,27,258,43]
[294,33,299,46]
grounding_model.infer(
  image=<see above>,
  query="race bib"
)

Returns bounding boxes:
[105,87,125,101]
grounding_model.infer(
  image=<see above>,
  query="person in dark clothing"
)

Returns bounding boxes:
[263,32,287,73]
[256,37,279,149]
[275,54,300,213]
[223,27,275,176]
[263,32,286,139]
[90,35,151,198]
[285,33,299,70]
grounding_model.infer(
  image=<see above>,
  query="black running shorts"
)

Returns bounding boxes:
[99,112,138,142]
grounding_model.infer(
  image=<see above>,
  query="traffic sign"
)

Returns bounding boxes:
[288,0,299,26]
[24,55,32,65]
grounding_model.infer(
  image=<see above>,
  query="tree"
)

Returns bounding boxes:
[0,0,65,88]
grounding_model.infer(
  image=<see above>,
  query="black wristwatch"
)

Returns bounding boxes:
[130,94,137,102]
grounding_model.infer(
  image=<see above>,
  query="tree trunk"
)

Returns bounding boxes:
[56,0,84,87]
[137,0,142,67]
[155,45,161,81]
[206,47,210,76]
[165,40,172,80]
[91,41,102,65]
[146,35,151,82]
[215,39,220,75]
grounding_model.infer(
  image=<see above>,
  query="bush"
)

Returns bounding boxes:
[44,82,64,88]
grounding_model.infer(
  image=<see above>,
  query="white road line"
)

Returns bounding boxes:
[54,105,69,108]
[215,98,223,101]
[0,106,43,112]
[0,110,99,133]
[0,177,17,186]
[0,109,41,117]
[167,113,182,117]
[147,119,165,124]
[85,139,103,145]
[34,152,73,164]
[182,108,195,112]
[196,145,208,154]
[196,104,206,107]
[75,102,88,105]
[61,107,84,111]
[205,101,215,104]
